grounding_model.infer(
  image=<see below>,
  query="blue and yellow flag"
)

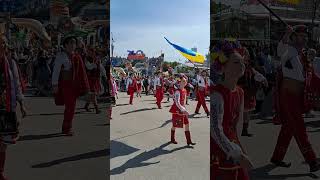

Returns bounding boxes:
[164,37,205,64]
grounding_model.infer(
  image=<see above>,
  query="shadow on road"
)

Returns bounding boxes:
[27,111,87,116]
[110,140,140,159]
[305,120,320,128]
[96,123,109,126]
[301,158,320,165]
[75,104,111,110]
[143,100,156,102]
[256,120,274,125]
[18,133,64,141]
[308,129,320,133]
[32,149,109,168]
[112,127,162,141]
[250,164,318,179]
[188,113,208,119]
[112,103,129,107]
[159,120,171,128]
[120,108,158,115]
[112,117,204,142]
[110,142,192,175]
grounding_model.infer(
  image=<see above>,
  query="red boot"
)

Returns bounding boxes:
[185,131,196,146]
[0,151,7,180]
[171,130,177,144]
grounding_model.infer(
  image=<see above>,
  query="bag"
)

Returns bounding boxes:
[0,110,18,135]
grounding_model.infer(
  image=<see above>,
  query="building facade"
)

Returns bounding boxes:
[211,0,320,43]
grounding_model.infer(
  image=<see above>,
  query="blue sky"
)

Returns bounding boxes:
[111,0,209,62]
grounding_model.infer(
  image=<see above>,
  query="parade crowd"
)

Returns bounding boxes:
[211,25,320,180]
[0,34,109,180]
[109,66,210,145]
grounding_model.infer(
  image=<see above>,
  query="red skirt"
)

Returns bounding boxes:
[243,89,256,112]
[172,113,189,128]
[88,78,101,93]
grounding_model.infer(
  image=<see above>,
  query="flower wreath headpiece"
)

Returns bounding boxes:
[211,39,243,71]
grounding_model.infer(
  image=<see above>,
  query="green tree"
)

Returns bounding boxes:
[162,61,180,71]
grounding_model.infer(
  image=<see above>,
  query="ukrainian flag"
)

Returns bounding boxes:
[164,37,205,64]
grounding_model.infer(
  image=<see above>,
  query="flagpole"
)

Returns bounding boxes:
[256,0,288,27]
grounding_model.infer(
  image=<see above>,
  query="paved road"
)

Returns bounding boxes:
[6,95,108,180]
[110,92,210,180]
[233,90,320,180]
[110,92,320,180]
[244,113,320,180]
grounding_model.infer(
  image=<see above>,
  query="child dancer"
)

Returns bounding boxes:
[211,40,253,180]
[169,75,196,146]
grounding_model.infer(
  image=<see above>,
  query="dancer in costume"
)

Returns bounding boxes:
[211,40,253,180]
[0,40,27,180]
[166,75,175,102]
[195,70,209,117]
[84,47,102,114]
[52,36,90,136]
[107,74,118,121]
[169,75,195,146]
[185,76,194,105]
[271,25,320,172]
[154,72,164,109]
[126,73,136,105]
[238,47,268,137]
[136,75,142,98]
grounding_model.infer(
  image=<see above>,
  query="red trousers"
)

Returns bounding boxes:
[62,80,77,132]
[156,88,164,108]
[196,90,209,113]
[129,91,134,104]
[271,86,316,164]
[106,107,112,120]
[211,164,249,180]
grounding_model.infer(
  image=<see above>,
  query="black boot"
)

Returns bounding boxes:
[309,161,320,172]
[241,123,253,137]
[270,160,291,168]
[84,103,91,112]
[95,105,101,114]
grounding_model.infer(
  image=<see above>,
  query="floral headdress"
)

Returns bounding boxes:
[210,39,242,83]
[211,39,241,65]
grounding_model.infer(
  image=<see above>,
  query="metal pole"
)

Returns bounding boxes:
[256,0,288,27]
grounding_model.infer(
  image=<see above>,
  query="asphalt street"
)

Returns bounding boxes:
[6,95,108,180]
[110,92,210,180]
